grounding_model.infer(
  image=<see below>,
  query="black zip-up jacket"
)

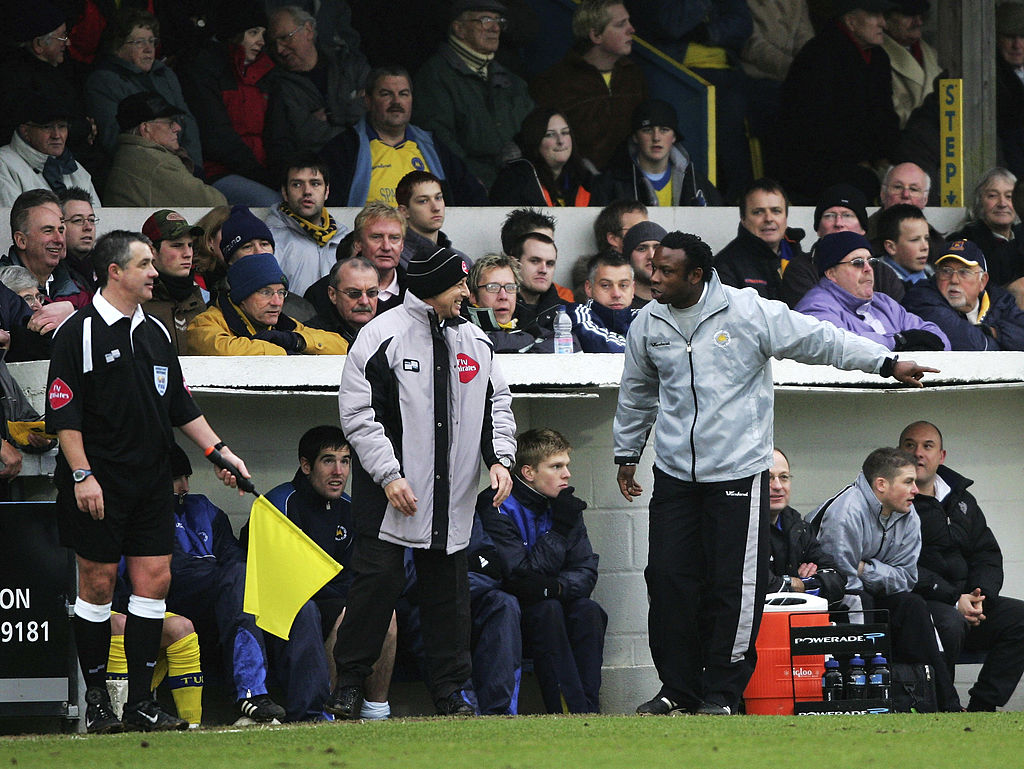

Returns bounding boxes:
[912,465,1004,604]
[714,224,806,301]
[766,505,846,606]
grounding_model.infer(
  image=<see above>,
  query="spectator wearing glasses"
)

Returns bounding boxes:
[0,1,107,184]
[781,183,907,308]
[795,231,949,351]
[467,252,578,353]
[307,257,380,345]
[58,188,99,289]
[762,449,845,607]
[902,239,1024,351]
[104,91,227,208]
[865,162,946,255]
[85,9,205,169]
[0,96,101,207]
[263,5,369,168]
[413,0,534,188]
[187,252,347,355]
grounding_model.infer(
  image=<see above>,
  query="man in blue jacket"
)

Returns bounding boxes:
[478,428,607,714]
[166,446,329,723]
[902,240,1024,351]
[321,66,487,207]
[573,252,638,352]
[262,425,396,720]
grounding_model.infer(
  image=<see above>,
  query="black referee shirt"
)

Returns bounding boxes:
[45,292,202,470]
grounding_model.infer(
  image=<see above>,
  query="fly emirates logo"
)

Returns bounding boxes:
[456,354,480,383]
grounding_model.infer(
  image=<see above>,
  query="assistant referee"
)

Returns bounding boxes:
[45,230,251,733]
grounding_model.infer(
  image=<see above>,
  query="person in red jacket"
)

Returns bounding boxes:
[178,0,281,206]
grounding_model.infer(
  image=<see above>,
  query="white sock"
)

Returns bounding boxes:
[359,700,391,720]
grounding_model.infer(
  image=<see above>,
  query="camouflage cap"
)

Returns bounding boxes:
[141,210,204,244]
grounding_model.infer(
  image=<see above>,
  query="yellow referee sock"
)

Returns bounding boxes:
[165,632,203,725]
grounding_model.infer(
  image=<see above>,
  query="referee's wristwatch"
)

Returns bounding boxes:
[497,456,513,469]
[72,469,94,483]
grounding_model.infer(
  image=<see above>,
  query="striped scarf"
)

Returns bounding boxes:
[279,203,338,247]
[448,35,494,79]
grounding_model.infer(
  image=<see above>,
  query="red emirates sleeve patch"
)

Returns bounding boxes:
[456,353,480,383]
[48,378,74,410]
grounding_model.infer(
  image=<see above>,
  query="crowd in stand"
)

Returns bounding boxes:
[3,0,1024,729]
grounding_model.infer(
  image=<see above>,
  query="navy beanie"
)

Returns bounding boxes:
[406,246,469,299]
[221,205,275,263]
[228,253,288,303]
[815,231,873,273]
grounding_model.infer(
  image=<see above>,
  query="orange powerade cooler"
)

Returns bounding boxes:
[743,593,830,715]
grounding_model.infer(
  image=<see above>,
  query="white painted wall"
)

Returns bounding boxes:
[11,352,1024,712]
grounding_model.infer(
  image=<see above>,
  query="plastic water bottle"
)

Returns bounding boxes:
[846,655,867,699]
[822,657,844,702]
[867,654,891,700]
[553,307,574,354]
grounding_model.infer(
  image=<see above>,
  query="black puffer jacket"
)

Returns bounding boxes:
[912,465,1004,604]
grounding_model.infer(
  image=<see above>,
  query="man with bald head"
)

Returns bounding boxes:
[867,161,947,258]
[899,420,1024,712]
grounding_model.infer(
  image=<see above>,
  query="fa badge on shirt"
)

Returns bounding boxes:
[154,365,168,396]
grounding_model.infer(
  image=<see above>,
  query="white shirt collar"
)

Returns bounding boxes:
[378,271,400,301]
[932,472,951,502]
[94,289,146,334]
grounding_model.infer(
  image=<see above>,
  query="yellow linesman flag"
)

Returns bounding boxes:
[243,495,342,640]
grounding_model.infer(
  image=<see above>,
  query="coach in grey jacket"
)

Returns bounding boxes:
[614,232,937,717]
[328,245,516,720]
[812,447,960,711]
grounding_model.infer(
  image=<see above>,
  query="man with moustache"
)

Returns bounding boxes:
[321,67,487,207]
[902,240,1024,351]
[307,257,380,344]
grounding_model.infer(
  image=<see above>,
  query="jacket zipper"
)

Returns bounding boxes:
[686,340,698,480]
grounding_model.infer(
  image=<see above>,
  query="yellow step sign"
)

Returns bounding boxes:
[940,79,964,207]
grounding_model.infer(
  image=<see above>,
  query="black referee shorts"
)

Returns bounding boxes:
[57,462,175,563]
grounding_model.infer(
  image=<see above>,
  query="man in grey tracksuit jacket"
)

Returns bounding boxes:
[328,246,516,718]
[812,453,961,711]
[614,231,937,716]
